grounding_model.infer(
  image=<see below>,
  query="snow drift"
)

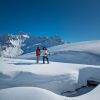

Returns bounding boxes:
[0,58,100,100]
[0,87,65,100]
[0,58,100,94]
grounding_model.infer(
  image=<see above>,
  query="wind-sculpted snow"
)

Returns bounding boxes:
[0,87,66,100]
[0,85,100,100]
[49,40,100,65]
[0,58,100,100]
[49,51,100,65]
[0,71,77,94]
[49,40,100,55]
[0,58,78,93]
[0,59,100,91]
[0,65,100,94]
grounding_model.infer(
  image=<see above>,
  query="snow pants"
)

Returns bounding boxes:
[36,56,40,63]
[43,56,49,64]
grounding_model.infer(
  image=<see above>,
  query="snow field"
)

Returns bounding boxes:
[0,58,100,94]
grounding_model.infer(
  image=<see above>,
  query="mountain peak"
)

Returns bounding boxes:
[0,33,64,57]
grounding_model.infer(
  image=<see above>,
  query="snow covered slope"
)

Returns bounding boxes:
[0,58,100,93]
[0,58,100,100]
[49,40,100,55]
[19,40,100,65]
[1,85,100,100]
[49,40,100,65]
[1,40,100,100]
[0,87,65,100]
[0,85,100,100]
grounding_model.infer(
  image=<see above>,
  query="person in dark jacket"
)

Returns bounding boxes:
[36,47,40,64]
[42,47,49,64]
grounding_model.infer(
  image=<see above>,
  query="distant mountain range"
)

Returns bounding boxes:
[0,32,64,57]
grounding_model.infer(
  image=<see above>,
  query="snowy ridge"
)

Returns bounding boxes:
[49,40,100,55]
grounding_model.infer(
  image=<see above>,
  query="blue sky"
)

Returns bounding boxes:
[0,0,100,42]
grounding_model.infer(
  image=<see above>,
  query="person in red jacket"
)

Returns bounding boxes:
[36,47,41,64]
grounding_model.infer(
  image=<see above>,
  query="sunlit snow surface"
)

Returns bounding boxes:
[1,40,100,100]
[0,58,100,100]
[19,40,100,65]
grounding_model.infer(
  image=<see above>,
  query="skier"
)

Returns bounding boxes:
[36,47,41,64]
[42,47,49,64]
